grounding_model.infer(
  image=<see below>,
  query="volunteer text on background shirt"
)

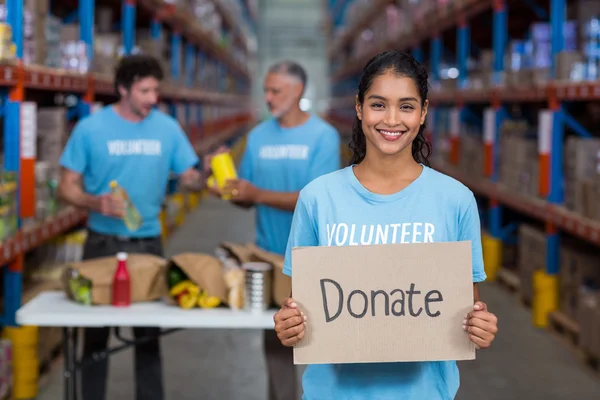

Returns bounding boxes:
[283,165,487,400]
[59,106,199,238]
[238,114,341,255]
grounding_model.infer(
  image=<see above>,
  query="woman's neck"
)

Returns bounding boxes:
[354,148,422,195]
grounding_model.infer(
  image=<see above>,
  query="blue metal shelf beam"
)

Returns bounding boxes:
[79,0,94,117]
[493,2,507,86]
[185,43,196,87]
[151,18,162,41]
[412,46,423,64]
[3,0,23,327]
[171,32,182,82]
[123,0,136,55]
[430,37,442,83]
[7,0,22,59]
[457,22,470,90]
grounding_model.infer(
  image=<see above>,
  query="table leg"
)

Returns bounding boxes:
[63,327,77,400]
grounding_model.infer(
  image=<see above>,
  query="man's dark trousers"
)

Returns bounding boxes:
[80,230,165,400]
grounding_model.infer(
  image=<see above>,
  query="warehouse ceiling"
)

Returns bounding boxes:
[258,0,327,57]
[252,0,332,112]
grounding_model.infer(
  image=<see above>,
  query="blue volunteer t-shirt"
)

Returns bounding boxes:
[238,114,341,255]
[283,165,487,400]
[60,106,199,238]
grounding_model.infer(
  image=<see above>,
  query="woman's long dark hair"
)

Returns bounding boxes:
[349,51,432,166]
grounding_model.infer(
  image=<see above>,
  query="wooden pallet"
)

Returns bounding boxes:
[548,311,600,377]
[548,311,580,349]
[496,268,520,295]
[495,268,533,309]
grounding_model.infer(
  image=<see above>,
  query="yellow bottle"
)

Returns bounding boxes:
[210,152,238,200]
[109,180,142,232]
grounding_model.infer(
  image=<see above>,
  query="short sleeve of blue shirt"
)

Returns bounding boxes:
[170,124,199,174]
[60,120,90,174]
[283,192,317,277]
[459,193,487,283]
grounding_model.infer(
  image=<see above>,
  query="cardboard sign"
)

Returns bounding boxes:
[291,241,476,365]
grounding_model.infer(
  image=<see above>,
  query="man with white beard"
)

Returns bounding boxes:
[209,60,341,400]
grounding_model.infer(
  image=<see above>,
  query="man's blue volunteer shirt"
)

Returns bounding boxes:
[60,106,199,238]
[283,165,487,400]
[238,114,341,255]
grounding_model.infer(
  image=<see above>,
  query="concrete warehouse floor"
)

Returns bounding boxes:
[37,198,600,400]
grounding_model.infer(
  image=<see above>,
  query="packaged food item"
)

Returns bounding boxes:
[66,269,92,305]
[210,152,238,200]
[110,180,142,231]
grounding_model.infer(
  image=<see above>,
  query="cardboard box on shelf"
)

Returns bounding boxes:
[36,107,67,167]
[458,133,484,180]
[499,122,539,197]
[581,174,600,222]
[564,137,600,215]
[518,224,546,303]
[559,238,600,319]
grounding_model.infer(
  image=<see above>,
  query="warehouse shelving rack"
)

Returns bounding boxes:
[0,0,256,328]
[325,0,600,327]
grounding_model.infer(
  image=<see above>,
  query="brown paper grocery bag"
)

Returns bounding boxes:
[169,253,228,304]
[64,253,168,305]
[219,241,255,263]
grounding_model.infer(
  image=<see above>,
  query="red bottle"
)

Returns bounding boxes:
[112,252,131,307]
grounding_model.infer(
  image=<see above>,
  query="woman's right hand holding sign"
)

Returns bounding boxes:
[274,298,307,347]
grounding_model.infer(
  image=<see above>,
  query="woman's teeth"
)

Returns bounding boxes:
[378,130,403,136]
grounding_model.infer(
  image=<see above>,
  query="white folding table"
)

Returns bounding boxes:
[17,291,277,400]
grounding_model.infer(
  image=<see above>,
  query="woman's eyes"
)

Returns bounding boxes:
[370,103,414,110]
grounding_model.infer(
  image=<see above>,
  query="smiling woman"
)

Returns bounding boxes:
[273,50,499,400]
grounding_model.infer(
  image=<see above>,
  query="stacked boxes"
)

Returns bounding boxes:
[93,33,121,76]
[22,0,50,66]
[498,120,539,198]
[564,137,600,221]
[35,108,67,221]
[36,108,67,168]
[560,237,600,359]
[574,0,600,80]
[578,291,600,358]
[559,241,600,320]
[517,225,600,357]
[60,24,89,73]
[517,224,546,304]
[458,132,484,181]
[44,15,62,68]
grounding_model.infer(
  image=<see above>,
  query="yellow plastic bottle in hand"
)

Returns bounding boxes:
[210,152,238,200]
[109,180,142,232]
